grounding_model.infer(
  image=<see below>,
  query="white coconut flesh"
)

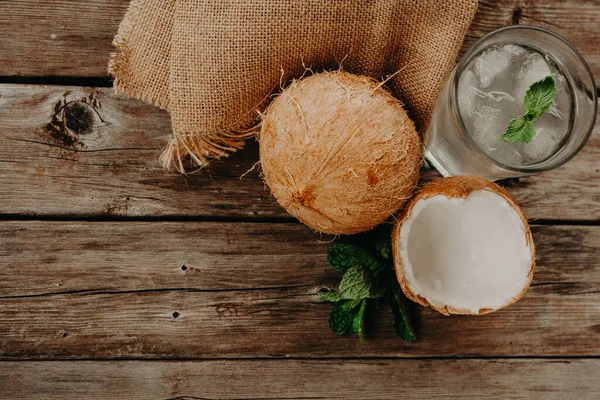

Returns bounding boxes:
[398,190,533,314]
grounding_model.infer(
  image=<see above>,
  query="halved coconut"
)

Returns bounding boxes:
[392,176,535,315]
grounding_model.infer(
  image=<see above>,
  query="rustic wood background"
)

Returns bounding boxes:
[0,1,599,398]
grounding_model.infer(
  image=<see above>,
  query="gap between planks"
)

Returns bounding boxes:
[1,355,599,362]
[0,215,598,226]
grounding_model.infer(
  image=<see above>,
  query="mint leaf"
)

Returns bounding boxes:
[500,116,536,143]
[352,299,368,342]
[329,299,362,335]
[328,243,388,276]
[390,282,416,342]
[323,234,417,342]
[524,76,556,119]
[319,291,343,302]
[372,226,393,261]
[338,265,384,300]
[320,264,384,303]
[373,240,392,260]
[500,75,555,143]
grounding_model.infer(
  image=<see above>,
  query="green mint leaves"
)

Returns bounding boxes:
[338,265,384,300]
[390,284,417,341]
[327,243,388,277]
[523,76,556,118]
[502,116,537,143]
[328,299,362,335]
[319,265,383,302]
[320,232,416,342]
[500,75,556,143]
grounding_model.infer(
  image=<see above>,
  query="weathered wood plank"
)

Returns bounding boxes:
[0,0,128,77]
[1,84,598,220]
[1,1,599,82]
[0,84,285,219]
[1,359,598,399]
[0,222,329,297]
[0,222,598,359]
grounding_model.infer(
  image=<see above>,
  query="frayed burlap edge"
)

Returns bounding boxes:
[108,0,170,111]
[159,123,260,173]
[162,79,280,172]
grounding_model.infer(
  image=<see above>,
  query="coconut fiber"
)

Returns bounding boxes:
[109,0,478,172]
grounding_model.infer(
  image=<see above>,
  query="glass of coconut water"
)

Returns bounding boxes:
[425,26,597,180]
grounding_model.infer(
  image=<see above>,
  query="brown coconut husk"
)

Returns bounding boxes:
[392,175,536,316]
[260,71,422,235]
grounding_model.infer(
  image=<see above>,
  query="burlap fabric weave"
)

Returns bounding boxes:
[109,0,478,172]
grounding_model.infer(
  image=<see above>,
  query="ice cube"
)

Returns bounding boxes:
[520,126,560,162]
[519,102,569,163]
[470,89,517,137]
[490,145,523,166]
[471,88,516,104]
[470,101,523,166]
[471,104,524,167]
[473,44,526,88]
[471,107,503,150]
[547,105,564,120]
[551,74,572,121]
[514,52,552,104]
[458,70,479,118]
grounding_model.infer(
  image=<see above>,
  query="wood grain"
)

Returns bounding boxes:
[1,84,599,221]
[0,84,285,219]
[0,221,598,359]
[0,221,330,297]
[1,1,599,82]
[0,0,128,78]
[1,359,598,399]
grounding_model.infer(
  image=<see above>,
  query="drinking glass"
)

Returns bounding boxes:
[424,25,597,180]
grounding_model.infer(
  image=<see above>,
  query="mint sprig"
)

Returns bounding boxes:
[327,243,388,277]
[502,115,537,143]
[328,299,362,335]
[352,299,368,342]
[390,283,416,342]
[320,233,416,342]
[500,75,555,143]
[319,265,384,302]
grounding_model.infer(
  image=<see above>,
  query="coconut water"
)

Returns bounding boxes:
[425,42,575,179]
[457,44,572,166]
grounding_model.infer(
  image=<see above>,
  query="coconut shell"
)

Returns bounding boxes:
[259,71,422,235]
[392,175,536,316]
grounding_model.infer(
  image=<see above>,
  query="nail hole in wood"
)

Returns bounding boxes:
[172,312,180,319]
[181,265,187,271]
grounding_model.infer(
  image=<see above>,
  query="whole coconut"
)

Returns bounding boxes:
[259,71,422,234]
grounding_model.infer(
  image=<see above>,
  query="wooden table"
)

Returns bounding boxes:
[1,1,599,398]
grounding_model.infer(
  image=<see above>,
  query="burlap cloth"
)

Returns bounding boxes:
[109,0,478,172]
